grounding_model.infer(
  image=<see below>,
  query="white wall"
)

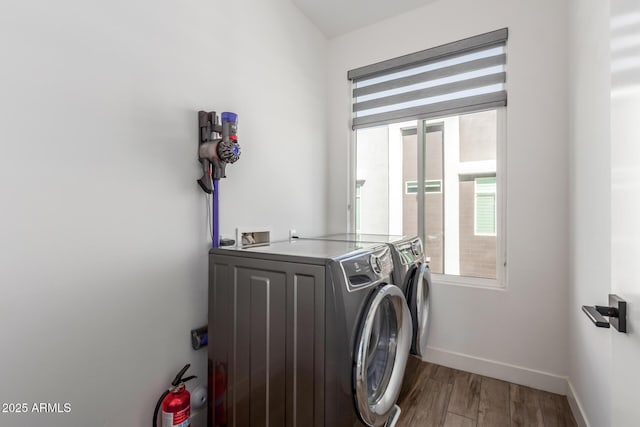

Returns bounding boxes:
[328,0,571,391]
[567,0,612,426]
[567,1,612,425]
[0,0,326,425]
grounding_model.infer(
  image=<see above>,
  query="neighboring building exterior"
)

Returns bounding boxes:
[357,110,497,280]
[458,110,497,279]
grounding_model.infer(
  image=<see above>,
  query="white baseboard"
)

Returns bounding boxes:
[566,380,590,427]
[423,346,567,395]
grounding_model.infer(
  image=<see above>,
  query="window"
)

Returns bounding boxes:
[349,29,507,287]
[405,180,442,194]
[474,177,497,236]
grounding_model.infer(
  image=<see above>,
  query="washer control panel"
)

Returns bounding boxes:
[396,238,424,265]
[340,246,392,288]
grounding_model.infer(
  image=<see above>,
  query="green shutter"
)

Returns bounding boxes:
[475,177,496,235]
[475,177,496,192]
[406,181,418,194]
[425,180,442,193]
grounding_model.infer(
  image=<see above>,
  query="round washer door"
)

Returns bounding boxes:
[407,263,431,357]
[353,284,412,426]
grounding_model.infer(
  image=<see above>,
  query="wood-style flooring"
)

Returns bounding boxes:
[396,359,577,427]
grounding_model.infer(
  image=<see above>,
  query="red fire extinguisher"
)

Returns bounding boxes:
[153,364,196,427]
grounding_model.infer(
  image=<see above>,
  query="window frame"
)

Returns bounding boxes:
[355,179,365,233]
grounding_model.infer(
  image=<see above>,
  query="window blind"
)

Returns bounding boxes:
[348,28,508,130]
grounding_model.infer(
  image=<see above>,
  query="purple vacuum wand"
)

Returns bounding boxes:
[197,111,241,248]
[212,180,220,248]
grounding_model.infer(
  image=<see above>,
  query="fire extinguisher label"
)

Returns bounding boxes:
[161,408,190,427]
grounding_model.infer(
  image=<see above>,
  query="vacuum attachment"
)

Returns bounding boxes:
[197,111,241,193]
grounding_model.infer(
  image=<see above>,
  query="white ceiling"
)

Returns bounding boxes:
[292,0,437,38]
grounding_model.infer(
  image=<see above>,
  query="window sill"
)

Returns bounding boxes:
[431,273,506,291]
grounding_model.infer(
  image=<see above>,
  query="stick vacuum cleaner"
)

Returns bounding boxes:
[197,111,241,248]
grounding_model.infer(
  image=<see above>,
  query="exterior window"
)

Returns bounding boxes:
[349,29,508,287]
[354,109,504,285]
[405,180,442,194]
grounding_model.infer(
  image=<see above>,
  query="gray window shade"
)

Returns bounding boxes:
[348,28,508,130]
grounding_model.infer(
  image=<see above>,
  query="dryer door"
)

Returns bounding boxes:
[406,263,431,357]
[353,284,412,426]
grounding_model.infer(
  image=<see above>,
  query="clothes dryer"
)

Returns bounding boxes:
[208,239,412,427]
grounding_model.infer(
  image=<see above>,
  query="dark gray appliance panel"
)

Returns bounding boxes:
[209,254,326,427]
